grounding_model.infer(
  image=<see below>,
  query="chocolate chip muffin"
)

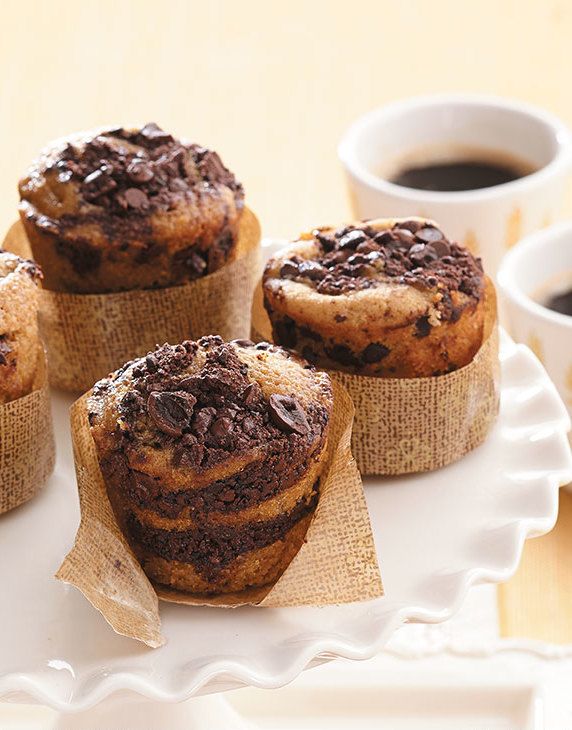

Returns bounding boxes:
[263,218,486,378]
[89,336,332,595]
[0,251,43,403]
[18,124,245,293]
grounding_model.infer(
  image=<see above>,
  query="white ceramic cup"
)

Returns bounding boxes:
[498,222,572,417]
[338,94,572,277]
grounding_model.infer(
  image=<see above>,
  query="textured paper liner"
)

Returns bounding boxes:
[3,209,261,394]
[56,381,383,648]
[251,279,500,475]
[0,350,55,514]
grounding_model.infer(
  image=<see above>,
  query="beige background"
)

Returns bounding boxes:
[1,0,571,641]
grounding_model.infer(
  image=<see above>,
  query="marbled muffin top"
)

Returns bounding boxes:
[18,123,244,239]
[272,218,484,321]
[89,336,332,479]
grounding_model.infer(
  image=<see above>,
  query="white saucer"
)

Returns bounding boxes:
[0,327,570,712]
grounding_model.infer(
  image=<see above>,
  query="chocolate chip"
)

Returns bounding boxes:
[397,220,422,233]
[268,394,310,436]
[82,165,117,200]
[326,344,359,366]
[356,241,377,254]
[430,239,451,258]
[193,407,215,434]
[327,250,352,265]
[334,313,347,322]
[198,150,228,181]
[315,231,336,251]
[147,391,196,436]
[127,159,154,183]
[298,260,326,280]
[409,243,438,265]
[393,229,415,246]
[242,415,257,434]
[339,230,366,249]
[232,339,254,348]
[460,276,480,296]
[279,260,299,278]
[362,342,390,363]
[140,122,173,144]
[178,375,201,391]
[187,442,205,465]
[145,354,158,373]
[220,489,236,503]
[346,254,369,266]
[414,316,432,338]
[123,187,150,210]
[210,416,233,442]
[416,227,443,244]
[373,231,395,246]
[242,381,261,405]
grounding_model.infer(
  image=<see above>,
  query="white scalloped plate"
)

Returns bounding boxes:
[0,258,570,711]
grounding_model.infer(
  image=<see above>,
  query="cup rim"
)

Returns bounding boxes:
[497,220,572,328]
[338,93,572,204]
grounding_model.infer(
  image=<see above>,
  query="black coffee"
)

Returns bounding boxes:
[544,288,572,317]
[390,160,528,192]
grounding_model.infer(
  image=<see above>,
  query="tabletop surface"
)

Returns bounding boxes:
[1,0,571,643]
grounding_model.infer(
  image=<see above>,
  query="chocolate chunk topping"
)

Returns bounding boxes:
[268,394,310,436]
[339,230,366,249]
[38,124,243,220]
[110,338,328,472]
[273,220,484,311]
[139,122,173,144]
[147,391,197,436]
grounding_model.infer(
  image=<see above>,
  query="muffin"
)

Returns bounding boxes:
[263,218,486,378]
[88,335,333,595]
[18,123,244,293]
[0,251,42,403]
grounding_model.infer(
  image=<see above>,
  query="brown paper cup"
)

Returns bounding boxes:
[0,351,55,514]
[3,209,261,394]
[56,381,382,647]
[252,279,500,476]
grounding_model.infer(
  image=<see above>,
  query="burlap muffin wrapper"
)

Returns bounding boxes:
[55,380,383,648]
[3,208,261,394]
[0,350,55,514]
[251,278,500,476]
